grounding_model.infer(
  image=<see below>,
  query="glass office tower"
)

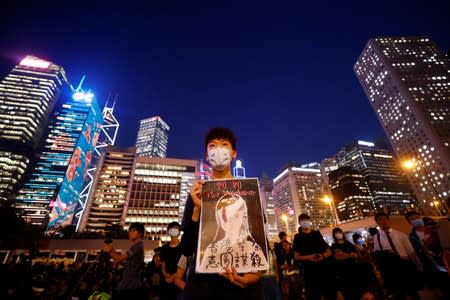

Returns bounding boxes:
[15,88,103,232]
[0,56,68,200]
[135,116,170,158]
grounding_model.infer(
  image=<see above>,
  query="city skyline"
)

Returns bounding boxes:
[0,1,449,179]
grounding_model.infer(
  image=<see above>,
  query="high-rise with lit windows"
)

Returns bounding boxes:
[0,56,68,200]
[272,163,332,230]
[354,37,450,214]
[78,146,136,232]
[259,174,277,240]
[126,156,195,242]
[336,140,416,214]
[15,88,103,231]
[135,116,170,158]
[327,166,372,222]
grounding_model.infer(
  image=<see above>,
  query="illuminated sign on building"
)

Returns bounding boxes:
[19,56,51,69]
[46,93,103,233]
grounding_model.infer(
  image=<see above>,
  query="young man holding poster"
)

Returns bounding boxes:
[180,127,264,299]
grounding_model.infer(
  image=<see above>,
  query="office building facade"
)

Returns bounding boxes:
[78,146,136,232]
[259,174,277,240]
[328,166,373,222]
[135,116,169,158]
[126,156,195,242]
[273,163,332,231]
[336,140,416,214]
[0,56,68,200]
[354,37,450,214]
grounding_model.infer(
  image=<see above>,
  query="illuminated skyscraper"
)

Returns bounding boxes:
[327,166,372,222]
[273,163,332,230]
[0,56,68,200]
[127,156,195,242]
[15,88,103,231]
[135,116,169,158]
[336,140,416,214]
[78,146,136,232]
[233,159,246,178]
[74,99,121,230]
[354,37,450,214]
[259,174,277,240]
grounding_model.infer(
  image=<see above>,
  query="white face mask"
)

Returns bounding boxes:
[301,220,312,228]
[207,147,231,171]
[335,233,344,240]
[168,228,179,237]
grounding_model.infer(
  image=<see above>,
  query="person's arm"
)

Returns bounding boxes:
[400,232,423,271]
[161,261,174,283]
[333,247,358,261]
[437,219,450,249]
[220,267,262,288]
[173,267,186,290]
[180,183,202,257]
[173,255,187,290]
[102,243,128,263]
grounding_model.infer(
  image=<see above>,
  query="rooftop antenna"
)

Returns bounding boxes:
[75,75,86,92]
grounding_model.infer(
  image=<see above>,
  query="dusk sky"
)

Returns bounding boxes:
[1,1,449,179]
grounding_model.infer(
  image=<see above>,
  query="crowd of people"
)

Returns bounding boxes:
[1,127,449,300]
[270,205,450,300]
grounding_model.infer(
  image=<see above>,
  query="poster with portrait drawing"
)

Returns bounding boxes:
[196,178,269,273]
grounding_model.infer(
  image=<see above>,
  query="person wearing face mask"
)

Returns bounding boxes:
[160,221,183,300]
[293,213,333,300]
[405,211,449,298]
[331,228,361,300]
[179,127,264,300]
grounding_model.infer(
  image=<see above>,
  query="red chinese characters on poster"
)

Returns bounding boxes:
[196,178,269,273]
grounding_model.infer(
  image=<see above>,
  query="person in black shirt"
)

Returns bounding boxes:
[293,213,333,300]
[160,221,183,300]
[180,127,263,300]
[331,227,361,300]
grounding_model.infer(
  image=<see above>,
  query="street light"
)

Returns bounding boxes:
[323,195,340,225]
[402,158,443,216]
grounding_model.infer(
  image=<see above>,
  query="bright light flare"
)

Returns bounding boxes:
[402,159,416,170]
[20,56,50,68]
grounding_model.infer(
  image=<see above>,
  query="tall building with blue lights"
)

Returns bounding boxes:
[15,87,103,231]
[233,159,246,178]
[0,56,68,200]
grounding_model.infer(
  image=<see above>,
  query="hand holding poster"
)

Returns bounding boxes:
[196,178,269,273]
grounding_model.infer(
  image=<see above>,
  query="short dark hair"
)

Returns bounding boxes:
[332,227,344,242]
[278,231,287,240]
[368,227,379,236]
[404,210,419,223]
[167,221,181,231]
[374,211,389,222]
[352,232,362,243]
[298,213,311,222]
[204,127,237,150]
[129,222,145,235]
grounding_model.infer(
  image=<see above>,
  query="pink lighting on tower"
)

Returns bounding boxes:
[20,56,50,69]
